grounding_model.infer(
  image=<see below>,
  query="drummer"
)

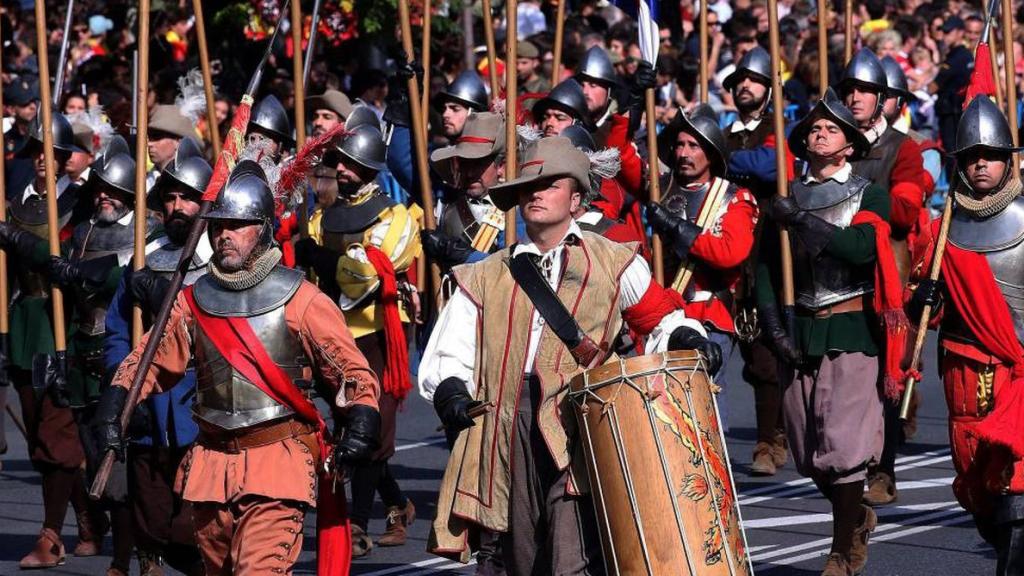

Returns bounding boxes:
[418,136,721,574]
[757,89,895,576]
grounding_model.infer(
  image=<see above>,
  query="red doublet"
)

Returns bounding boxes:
[888,137,928,235]
[592,178,650,260]
[683,187,758,333]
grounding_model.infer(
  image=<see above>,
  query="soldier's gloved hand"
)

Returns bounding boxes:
[631,61,657,107]
[421,230,475,267]
[396,53,424,85]
[129,268,171,314]
[46,255,110,290]
[768,195,802,225]
[334,404,381,465]
[34,352,71,408]
[768,195,838,257]
[293,238,340,282]
[92,385,127,462]
[759,303,802,365]
[0,221,43,260]
[668,326,723,374]
[646,202,701,259]
[907,279,944,323]
[433,377,476,433]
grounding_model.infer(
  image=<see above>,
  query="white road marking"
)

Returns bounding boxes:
[395,438,448,452]
[742,500,960,529]
[358,557,454,576]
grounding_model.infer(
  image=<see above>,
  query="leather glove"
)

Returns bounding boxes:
[646,202,701,260]
[768,195,839,258]
[92,385,127,462]
[46,255,113,290]
[33,351,71,408]
[907,279,944,324]
[768,195,802,225]
[383,53,423,128]
[759,302,802,366]
[421,230,475,267]
[293,238,340,284]
[129,268,171,314]
[334,404,381,465]
[0,220,42,260]
[433,377,476,433]
[668,326,723,375]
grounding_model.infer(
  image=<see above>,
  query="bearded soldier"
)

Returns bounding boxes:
[647,105,758,408]
[721,45,792,475]
[839,47,928,507]
[438,70,489,144]
[907,96,1024,576]
[294,125,421,556]
[759,89,899,576]
[103,137,211,576]
[421,136,721,574]
[247,95,294,162]
[94,160,381,575]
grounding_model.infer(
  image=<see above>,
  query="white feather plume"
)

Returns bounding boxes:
[67,106,114,152]
[587,147,621,180]
[490,97,506,117]
[237,138,282,201]
[516,124,543,148]
[175,69,208,124]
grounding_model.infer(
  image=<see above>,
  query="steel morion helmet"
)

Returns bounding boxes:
[438,70,489,112]
[953,96,1020,157]
[787,87,871,162]
[19,113,79,157]
[575,46,619,87]
[330,124,387,173]
[723,46,772,91]
[532,78,590,127]
[92,135,136,196]
[248,94,294,146]
[203,160,275,225]
[656,104,730,177]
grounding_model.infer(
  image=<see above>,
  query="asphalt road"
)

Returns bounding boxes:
[0,333,995,575]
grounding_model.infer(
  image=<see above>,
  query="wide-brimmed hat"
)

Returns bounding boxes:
[149,104,195,140]
[489,136,591,212]
[430,112,506,184]
[306,89,354,121]
[787,87,870,162]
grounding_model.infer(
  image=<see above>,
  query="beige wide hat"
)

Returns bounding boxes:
[489,136,591,212]
[430,112,506,184]
[306,89,354,120]
[149,105,196,140]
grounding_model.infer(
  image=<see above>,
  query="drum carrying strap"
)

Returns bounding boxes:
[508,253,608,369]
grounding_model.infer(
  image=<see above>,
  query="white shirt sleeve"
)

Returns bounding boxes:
[617,255,707,354]
[417,286,479,402]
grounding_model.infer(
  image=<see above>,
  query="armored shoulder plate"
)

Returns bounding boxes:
[146,236,210,274]
[948,195,1024,252]
[792,174,871,211]
[9,177,77,228]
[192,265,304,317]
[321,193,394,234]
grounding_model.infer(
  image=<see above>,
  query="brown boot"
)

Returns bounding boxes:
[771,430,789,468]
[750,442,777,476]
[821,552,853,576]
[73,507,109,557]
[849,505,877,575]
[902,388,921,440]
[19,528,66,569]
[862,472,897,506]
[378,499,416,546]
[352,524,373,558]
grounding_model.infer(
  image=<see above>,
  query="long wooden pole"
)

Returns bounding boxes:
[767,0,795,319]
[844,0,853,64]
[290,0,306,150]
[900,194,954,418]
[1002,0,1019,152]
[398,0,441,300]
[481,0,500,98]
[990,30,1005,111]
[0,23,8,370]
[421,0,432,132]
[505,0,518,245]
[646,93,663,284]
[192,0,221,158]
[34,0,67,362]
[551,0,566,86]
[699,0,709,102]
[132,0,151,346]
[817,0,828,98]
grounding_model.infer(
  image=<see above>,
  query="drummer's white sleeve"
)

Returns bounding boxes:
[617,255,707,355]
[417,287,479,402]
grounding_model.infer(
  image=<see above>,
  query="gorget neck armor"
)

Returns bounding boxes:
[146,233,211,287]
[9,177,76,238]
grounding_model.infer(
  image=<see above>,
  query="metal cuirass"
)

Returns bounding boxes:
[146,234,211,287]
[9,178,77,299]
[190,265,307,430]
[70,218,141,336]
[660,179,738,281]
[945,196,1024,343]
[851,127,905,190]
[791,175,875,310]
[440,196,497,246]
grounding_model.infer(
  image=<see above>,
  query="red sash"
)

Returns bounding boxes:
[183,286,351,576]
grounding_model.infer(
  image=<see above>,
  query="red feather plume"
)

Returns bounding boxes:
[203,94,255,202]
[276,123,351,203]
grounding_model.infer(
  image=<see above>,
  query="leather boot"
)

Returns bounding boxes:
[73,507,109,556]
[863,472,897,506]
[849,505,878,575]
[750,442,777,476]
[820,552,853,576]
[352,524,373,558]
[771,429,789,468]
[19,528,66,569]
[378,499,416,546]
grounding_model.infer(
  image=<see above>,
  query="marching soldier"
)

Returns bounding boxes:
[721,46,792,475]
[148,104,196,182]
[421,136,721,574]
[839,48,928,507]
[94,160,382,575]
[308,89,356,137]
[759,89,899,576]
[247,94,294,161]
[294,125,422,556]
[647,105,758,399]
[104,137,212,575]
[907,96,1024,575]
[533,78,590,138]
[438,70,489,144]
[575,46,620,140]
[516,41,550,97]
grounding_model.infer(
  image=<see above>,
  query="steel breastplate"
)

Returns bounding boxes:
[146,237,210,287]
[791,175,874,310]
[948,196,1024,319]
[851,127,905,190]
[660,180,738,281]
[8,178,76,237]
[440,196,496,246]
[70,221,135,336]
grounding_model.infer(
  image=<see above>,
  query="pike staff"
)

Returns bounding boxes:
[53,0,74,106]
[481,0,500,98]
[132,0,152,346]
[844,0,853,64]
[1002,0,1019,155]
[303,0,323,88]
[699,0,709,102]
[422,0,432,132]
[767,0,795,330]
[289,0,308,240]
[90,7,290,498]
[551,0,566,86]
[505,0,518,244]
[817,0,828,97]
[192,0,222,157]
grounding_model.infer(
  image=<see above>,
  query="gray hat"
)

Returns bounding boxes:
[519,41,541,60]
[532,78,589,126]
[306,89,354,121]
[430,112,506,183]
[838,48,888,95]
[657,104,730,177]
[575,46,619,87]
[149,105,195,140]
[150,136,213,210]
[438,70,489,112]
[787,87,870,162]
[489,136,592,212]
[5,77,39,106]
[953,95,1021,156]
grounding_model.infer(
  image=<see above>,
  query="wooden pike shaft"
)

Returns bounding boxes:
[481,0,500,98]
[900,194,953,419]
[1003,0,1019,149]
[699,0,709,103]
[422,0,432,133]
[0,24,8,337]
[988,24,1005,111]
[551,0,566,86]
[646,90,664,285]
[505,0,518,245]
[34,0,66,352]
[844,0,853,64]
[133,0,152,347]
[817,0,828,98]
[767,0,794,307]
[291,0,306,150]
[192,0,222,158]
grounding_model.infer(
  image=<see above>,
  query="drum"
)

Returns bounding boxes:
[568,351,752,576]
